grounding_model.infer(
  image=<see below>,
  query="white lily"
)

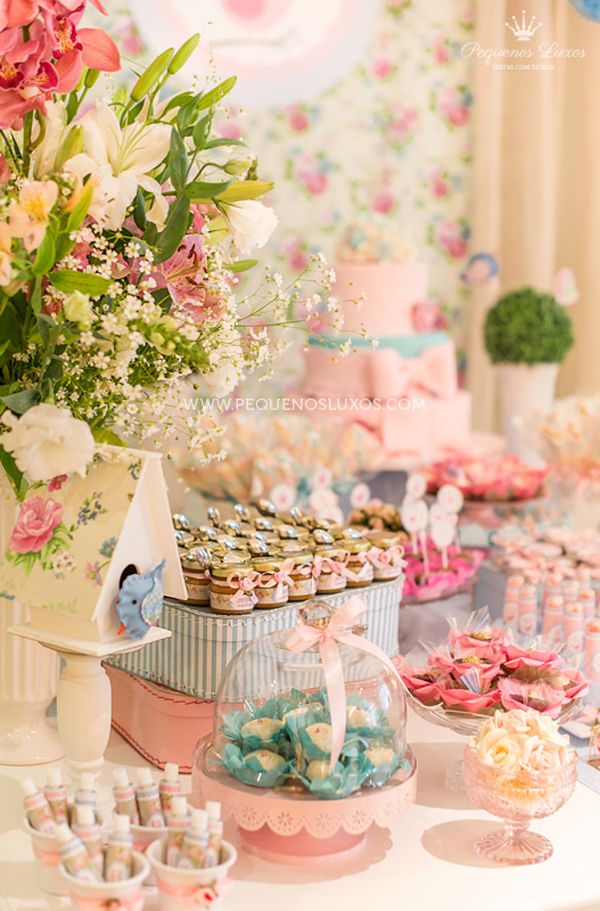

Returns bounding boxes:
[30,100,70,178]
[66,101,172,231]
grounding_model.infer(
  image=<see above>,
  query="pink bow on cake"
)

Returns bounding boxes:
[369,342,457,399]
[285,597,402,769]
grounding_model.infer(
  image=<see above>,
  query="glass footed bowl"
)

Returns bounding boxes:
[406,692,583,791]
[463,745,578,865]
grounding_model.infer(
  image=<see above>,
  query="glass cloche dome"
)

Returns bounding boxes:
[200,600,413,800]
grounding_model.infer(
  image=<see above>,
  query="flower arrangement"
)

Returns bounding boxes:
[484,287,573,365]
[0,2,340,497]
[425,454,548,503]
[469,709,573,775]
[527,396,600,485]
[401,611,588,718]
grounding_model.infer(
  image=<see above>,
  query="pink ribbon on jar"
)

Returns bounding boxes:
[285,596,402,770]
[225,571,259,608]
[255,558,296,588]
[75,894,144,911]
[157,877,232,907]
[311,555,345,579]
[366,544,406,570]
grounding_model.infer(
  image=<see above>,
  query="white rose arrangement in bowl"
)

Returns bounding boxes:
[463,709,577,865]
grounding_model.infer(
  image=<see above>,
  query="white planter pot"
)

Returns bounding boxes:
[0,475,63,765]
[496,363,559,459]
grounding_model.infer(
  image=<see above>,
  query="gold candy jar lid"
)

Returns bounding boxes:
[211,561,254,579]
[181,547,212,572]
[340,538,371,555]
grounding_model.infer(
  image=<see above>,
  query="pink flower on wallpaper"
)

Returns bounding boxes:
[371,188,396,214]
[9,497,64,554]
[296,155,329,196]
[287,105,309,132]
[113,15,144,56]
[284,238,309,272]
[372,56,394,79]
[48,474,68,492]
[438,86,472,128]
[218,107,244,140]
[412,300,448,332]
[386,104,417,145]
[429,166,449,198]
[432,35,450,65]
[437,220,470,259]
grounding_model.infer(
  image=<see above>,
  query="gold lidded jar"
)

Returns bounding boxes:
[210,562,257,615]
[342,539,374,588]
[286,550,316,602]
[365,534,406,582]
[181,547,212,606]
[313,546,348,594]
[250,557,292,609]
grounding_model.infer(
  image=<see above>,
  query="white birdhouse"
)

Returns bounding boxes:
[0,446,186,645]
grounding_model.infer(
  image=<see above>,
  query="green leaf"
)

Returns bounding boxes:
[133,190,147,232]
[203,137,245,149]
[192,115,212,150]
[49,272,111,296]
[32,230,56,276]
[0,389,38,414]
[36,313,57,347]
[66,183,94,234]
[92,428,125,446]
[218,180,273,202]
[225,259,258,273]
[0,447,24,499]
[154,196,191,263]
[197,76,237,110]
[163,91,194,115]
[184,180,231,202]
[168,129,188,191]
[131,48,174,102]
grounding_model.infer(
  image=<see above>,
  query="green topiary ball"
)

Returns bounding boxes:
[484,287,574,365]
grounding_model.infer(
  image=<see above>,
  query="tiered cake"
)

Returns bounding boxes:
[301,220,471,462]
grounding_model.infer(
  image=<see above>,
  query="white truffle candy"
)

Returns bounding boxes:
[306,760,331,781]
[364,747,395,767]
[346,705,373,728]
[246,750,286,771]
[240,718,284,740]
[305,723,333,753]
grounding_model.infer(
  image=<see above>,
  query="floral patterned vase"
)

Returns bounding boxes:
[0,473,63,764]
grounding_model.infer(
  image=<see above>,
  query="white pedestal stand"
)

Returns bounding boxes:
[9,624,170,803]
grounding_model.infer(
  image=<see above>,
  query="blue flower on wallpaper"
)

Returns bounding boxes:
[0,591,15,600]
[99,537,117,559]
[128,459,142,481]
[77,492,108,526]
[569,0,600,21]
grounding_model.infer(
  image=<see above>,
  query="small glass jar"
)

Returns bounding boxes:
[251,558,291,609]
[181,548,212,606]
[366,535,406,582]
[313,546,348,594]
[343,539,374,588]
[286,551,317,602]
[210,562,257,615]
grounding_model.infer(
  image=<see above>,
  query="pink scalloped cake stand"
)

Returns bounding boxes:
[191,737,417,864]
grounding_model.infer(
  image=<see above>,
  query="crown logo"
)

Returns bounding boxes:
[505,10,542,41]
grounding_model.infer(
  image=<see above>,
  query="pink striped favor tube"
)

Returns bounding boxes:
[518,582,538,637]
[503,574,523,629]
[543,572,563,609]
[542,595,565,648]
[562,579,580,606]
[580,588,596,621]
[564,601,584,656]
[584,619,600,683]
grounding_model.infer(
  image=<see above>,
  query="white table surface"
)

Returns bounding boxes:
[1,713,598,911]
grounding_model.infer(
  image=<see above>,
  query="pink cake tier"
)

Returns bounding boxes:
[335,260,428,336]
[301,339,470,460]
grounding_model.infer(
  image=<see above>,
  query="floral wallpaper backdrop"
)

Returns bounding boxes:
[105,0,475,371]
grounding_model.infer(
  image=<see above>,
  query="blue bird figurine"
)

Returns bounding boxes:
[460,252,499,285]
[116,560,166,640]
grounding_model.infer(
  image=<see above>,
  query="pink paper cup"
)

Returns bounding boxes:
[147,836,237,911]
[59,849,149,911]
[24,819,67,896]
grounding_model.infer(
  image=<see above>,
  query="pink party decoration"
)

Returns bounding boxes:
[349,481,371,509]
[426,453,547,502]
[553,267,579,306]
[269,483,296,512]
[436,483,464,514]
[405,472,426,500]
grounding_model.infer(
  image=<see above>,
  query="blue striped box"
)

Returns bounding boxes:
[106,578,403,700]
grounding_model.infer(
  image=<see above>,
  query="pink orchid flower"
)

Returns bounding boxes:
[503,644,563,673]
[562,667,590,702]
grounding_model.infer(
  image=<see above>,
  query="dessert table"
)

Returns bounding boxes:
[2,713,598,911]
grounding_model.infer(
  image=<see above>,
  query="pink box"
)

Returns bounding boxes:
[106,665,213,773]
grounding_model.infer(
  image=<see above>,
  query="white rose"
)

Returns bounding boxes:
[0,404,95,482]
[477,732,524,772]
[225,200,278,254]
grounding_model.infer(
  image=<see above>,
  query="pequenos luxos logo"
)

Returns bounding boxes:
[461,8,585,70]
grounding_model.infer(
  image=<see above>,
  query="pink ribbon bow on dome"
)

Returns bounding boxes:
[285,596,402,770]
[366,544,405,570]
